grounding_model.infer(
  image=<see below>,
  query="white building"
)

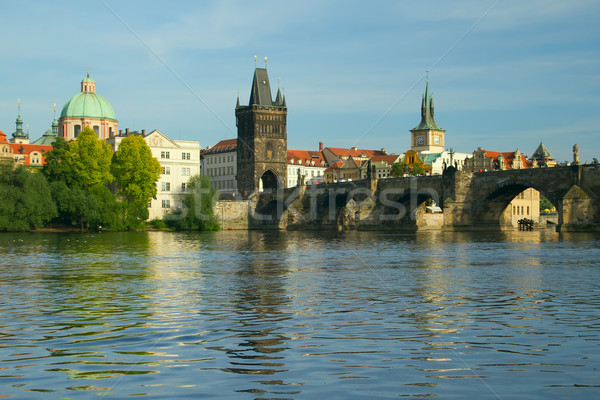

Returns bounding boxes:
[107,129,201,220]
[201,139,237,194]
[420,150,471,175]
[286,150,327,187]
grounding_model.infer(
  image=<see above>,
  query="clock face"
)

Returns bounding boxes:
[433,136,440,145]
[417,136,424,145]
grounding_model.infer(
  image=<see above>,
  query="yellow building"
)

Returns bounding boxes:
[501,188,541,227]
[398,150,431,175]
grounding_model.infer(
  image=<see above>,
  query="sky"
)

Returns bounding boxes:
[1,0,599,163]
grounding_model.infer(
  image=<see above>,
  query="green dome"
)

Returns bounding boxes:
[60,92,117,121]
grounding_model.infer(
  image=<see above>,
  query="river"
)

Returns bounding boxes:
[0,230,599,399]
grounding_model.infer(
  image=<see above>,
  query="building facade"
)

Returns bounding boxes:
[59,73,118,140]
[201,139,237,194]
[463,148,532,172]
[287,149,327,187]
[236,65,287,196]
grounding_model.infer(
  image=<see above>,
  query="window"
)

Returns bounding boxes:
[161,182,171,192]
[162,200,170,209]
[74,125,81,137]
[162,166,170,175]
[182,167,191,176]
[161,151,170,159]
[181,183,188,192]
[182,152,191,160]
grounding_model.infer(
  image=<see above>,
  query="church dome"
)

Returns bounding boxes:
[59,74,117,121]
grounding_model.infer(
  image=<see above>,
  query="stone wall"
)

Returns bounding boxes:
[215,200,251,230]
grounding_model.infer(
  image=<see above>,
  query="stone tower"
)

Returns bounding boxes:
[236,63,287,197]
[410,78,445,153]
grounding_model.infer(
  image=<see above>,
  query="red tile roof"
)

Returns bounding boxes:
[484,150,532,169]
[369,155,401,165]
[0,130,8,143]
[287,149,327,167]
[325,161,344,171]
[202,138,237,155]
[325,147,387,159]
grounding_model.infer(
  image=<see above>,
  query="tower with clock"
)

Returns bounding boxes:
[410,78,445,153]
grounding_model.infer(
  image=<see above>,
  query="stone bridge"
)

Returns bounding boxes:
[249,164,600,231]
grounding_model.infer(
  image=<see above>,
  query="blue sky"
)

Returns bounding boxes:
[1,0,599,163]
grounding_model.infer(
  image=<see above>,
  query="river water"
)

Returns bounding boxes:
[0,230,599,399]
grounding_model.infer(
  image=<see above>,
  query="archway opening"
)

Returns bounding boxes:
[260,170,279,192]
[478,184,559,229]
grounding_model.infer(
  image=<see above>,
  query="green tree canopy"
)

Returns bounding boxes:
[0,161,57,231]
[165,175,219,231]
[43,127,113,189]
[111,135,161,204]
[390,163,405,177]
[111,135,161,228]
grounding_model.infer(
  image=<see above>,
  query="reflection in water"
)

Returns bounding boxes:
[0,230,599,398]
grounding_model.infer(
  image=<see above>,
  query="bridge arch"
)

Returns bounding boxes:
[472,181,559,228]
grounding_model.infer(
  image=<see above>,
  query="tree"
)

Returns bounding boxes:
[165,175,219,231]
[410,163,425,176]
[43,127,113,189]
[111,135,161,228]
[390,163,406,177]
[50,181,119,231]
[0,161,57,231]
[540,195,555,212]
[42,137,71,183]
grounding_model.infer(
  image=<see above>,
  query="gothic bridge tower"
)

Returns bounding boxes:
[236,60,287,197]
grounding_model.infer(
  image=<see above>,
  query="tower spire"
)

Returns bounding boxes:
[52,103,59,134]
[12,99,27,140]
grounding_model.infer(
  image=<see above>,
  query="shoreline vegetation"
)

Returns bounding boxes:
[0,127,219,233]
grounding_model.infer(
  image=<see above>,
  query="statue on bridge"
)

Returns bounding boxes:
[573,144,580,165]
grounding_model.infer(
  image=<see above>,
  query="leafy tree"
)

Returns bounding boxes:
[50,181,119,231]
[540,195,555,212]
[410,163,425,176]
[0,161,57,231]
[165,175,219,231]
[42,137,71,183]
[111,135,161,228]
[43,127,113,189]
[390,163,406,177]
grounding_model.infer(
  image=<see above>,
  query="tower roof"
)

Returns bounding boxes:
[412,79,443,131]
[12,100,27,139]
[249,68,273,106]
[531,142,555,161]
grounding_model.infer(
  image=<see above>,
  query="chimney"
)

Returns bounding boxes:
[319,141,323,151]
[125,128,129,135]
[351,146,358,151]
[381,148,386,154]
[119,129,122,136]
[142,129,146,135]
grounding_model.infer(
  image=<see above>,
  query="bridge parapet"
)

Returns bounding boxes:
[243,165,600,231]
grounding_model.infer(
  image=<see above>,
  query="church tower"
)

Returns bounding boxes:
[236,59,287,197]
[11,99,29,144]
[410,78,445,153]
